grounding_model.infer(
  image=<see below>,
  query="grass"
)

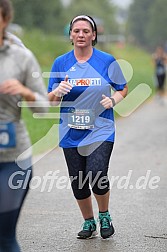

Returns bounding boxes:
[20,30,155,154]
[108,43,155,92]
[107,43,155,117]
[21,30,71,153]
[22,29,72,68]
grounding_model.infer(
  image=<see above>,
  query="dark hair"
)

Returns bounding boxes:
[69,15,97,46]
[0,0,13,38]
[0,0,13,22]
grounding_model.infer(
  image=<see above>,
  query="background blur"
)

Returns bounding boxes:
[11,0,167,49]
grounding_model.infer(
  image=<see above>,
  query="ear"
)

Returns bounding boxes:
[69,35,73,45]
[70,31,74,44]
[92,31,96,41]
[93,31,96,38]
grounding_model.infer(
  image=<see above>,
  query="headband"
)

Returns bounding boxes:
[71,15,95,29]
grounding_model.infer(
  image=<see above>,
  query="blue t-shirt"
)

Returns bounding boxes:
[48,48,126,148]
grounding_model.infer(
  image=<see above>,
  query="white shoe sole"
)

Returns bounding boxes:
[77,231,98,239]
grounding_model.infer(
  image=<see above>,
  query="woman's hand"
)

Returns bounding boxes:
[100,85,128,109]
[100,94,114,109]
[53,75,72,97]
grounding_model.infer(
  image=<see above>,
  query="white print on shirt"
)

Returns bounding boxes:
[68,78,102,86]
[69,66,76,72]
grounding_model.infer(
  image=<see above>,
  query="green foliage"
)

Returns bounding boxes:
[12,0,64,34]
[145,0,167,48]
[21,29,72,68]
[11,0,119,35]
[128,0,153,45]
[12,0,167,49]
[110,44,154,92]
[109,43,154,118]
[128,0,167,49]
[63,0,118,34]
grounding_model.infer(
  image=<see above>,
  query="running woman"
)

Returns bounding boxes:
[0,0,48,251]
[153,46,167,98]
[48,15,128,239]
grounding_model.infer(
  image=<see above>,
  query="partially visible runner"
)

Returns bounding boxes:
[48,15,128,239]
[0,0,48,251]
[152,46,167,100]
[5,31,26,48]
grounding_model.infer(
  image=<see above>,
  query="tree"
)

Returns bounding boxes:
[12,0,64,34]
[11,0,120,36]
[145,0,167,48]
[128,0,167,49]
[128,0,155,46]
[62,0,118,34]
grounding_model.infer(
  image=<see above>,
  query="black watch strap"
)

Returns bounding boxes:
[110,97,116,107]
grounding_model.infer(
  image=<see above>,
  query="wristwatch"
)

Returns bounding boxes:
[110,97,116,107]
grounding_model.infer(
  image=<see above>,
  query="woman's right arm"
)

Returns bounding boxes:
[48,75,72,105]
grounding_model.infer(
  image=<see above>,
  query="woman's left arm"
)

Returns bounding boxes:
[100,84,128,109]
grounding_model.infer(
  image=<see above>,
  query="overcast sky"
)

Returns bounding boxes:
[112,0,133,8]
[62,0,133,8]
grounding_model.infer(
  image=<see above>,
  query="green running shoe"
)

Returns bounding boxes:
[77,218,97,239]
[99,212,115,239]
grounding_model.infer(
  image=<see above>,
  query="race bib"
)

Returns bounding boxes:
[68,109,95,130]
[0,122,16,148]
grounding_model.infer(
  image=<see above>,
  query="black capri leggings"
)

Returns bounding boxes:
[63,141,114,200]
[156,73,166,90]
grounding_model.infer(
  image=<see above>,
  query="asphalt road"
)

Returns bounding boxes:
[17,98,167,252]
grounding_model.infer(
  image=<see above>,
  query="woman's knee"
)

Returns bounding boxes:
[91,172,110,195]
[70,177,91,200]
